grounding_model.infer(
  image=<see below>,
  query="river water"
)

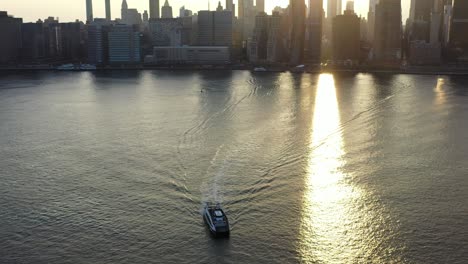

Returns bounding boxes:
[0,71,467,263]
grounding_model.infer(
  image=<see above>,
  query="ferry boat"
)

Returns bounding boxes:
[203,203,230,237]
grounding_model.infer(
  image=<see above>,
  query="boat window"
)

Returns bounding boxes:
[214,210,223,217]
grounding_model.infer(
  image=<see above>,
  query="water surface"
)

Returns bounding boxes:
[1,71,467,263]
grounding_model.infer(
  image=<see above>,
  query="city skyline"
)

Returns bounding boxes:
[3,0,411,23]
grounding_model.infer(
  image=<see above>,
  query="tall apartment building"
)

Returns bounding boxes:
[0,11,23,64]
[373,0,402,64]
[332,10,360,62]
[289,0,306,65]
[108,24,141,64]
[197,10,233,46]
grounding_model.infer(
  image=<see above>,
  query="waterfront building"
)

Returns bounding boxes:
[266,12,281,63]
[180,16,195,45]
[450,0,468,61]
[248,12,269,62]
[307,0,323,63]
[407,0,443,64]
[373,0,402,64]
[161,0,173,19]
[409,41,442,65]
[430,0,444,45]
[86,0,93,23]
[150,0,160,19]
[87,19,111,65]
[60,22,84,62]
[43,17,62,59]
[105,0,111,21]
[0,11,22,64]
[147,46,230,64]
[108,24,141,64]
[148,18,182,46]
[197,10,233,46]
[408,0,432,42]
[289,0,306,65]
[21,22,46,62]
[442,0,453,45]
[332,10,360,62]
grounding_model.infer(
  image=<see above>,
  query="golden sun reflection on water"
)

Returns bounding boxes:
[299,74,364,263]
[434,77,447,108]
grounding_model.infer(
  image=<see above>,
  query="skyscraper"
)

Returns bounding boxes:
[256,0,265,14]
[217,1,224,12]
[442,0,453,45]
[249,12,269,62]
[226,0,233,12]
[307,0,323,63]
[374,0,402,63]
[0,11,23,64]
[290,0,306,65]
[238,0,255,41]
[105,0,111,21]
[408,0,433,41]
[333,10,360,61]
[450,0,468,59]
[161,0,173,19]
[327,0,342,19]
[121,0,128,22]
[367,0,379,43]
[149,0,160,19]
[197,10,233,46]
[86,0,93,23]
[108,24,141,64]
[346,1,355,12]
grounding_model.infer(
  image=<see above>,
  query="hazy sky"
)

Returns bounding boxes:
[3,0,411,23]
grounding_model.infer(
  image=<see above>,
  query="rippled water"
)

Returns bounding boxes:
[0,71,467,263]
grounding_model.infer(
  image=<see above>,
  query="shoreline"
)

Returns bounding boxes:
[1,65,468,76]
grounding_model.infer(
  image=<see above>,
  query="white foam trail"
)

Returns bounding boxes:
[200,145,228,210]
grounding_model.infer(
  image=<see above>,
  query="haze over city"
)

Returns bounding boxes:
[4,0,411,22]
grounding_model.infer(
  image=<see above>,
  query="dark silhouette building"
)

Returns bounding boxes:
[197,10,233,46]
[0,11,22,64]
[249,12,269,62]
[307,0,323,63]
[450,0,468,61]
[373,0,402,64]
[289,0,306,65]
[408,0,432,42]
[60,22,84,62]
[332,10,360,62]
[21,22,46,62]
[87,19,110,65]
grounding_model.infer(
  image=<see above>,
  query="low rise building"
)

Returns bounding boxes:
[146,46,230,65]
